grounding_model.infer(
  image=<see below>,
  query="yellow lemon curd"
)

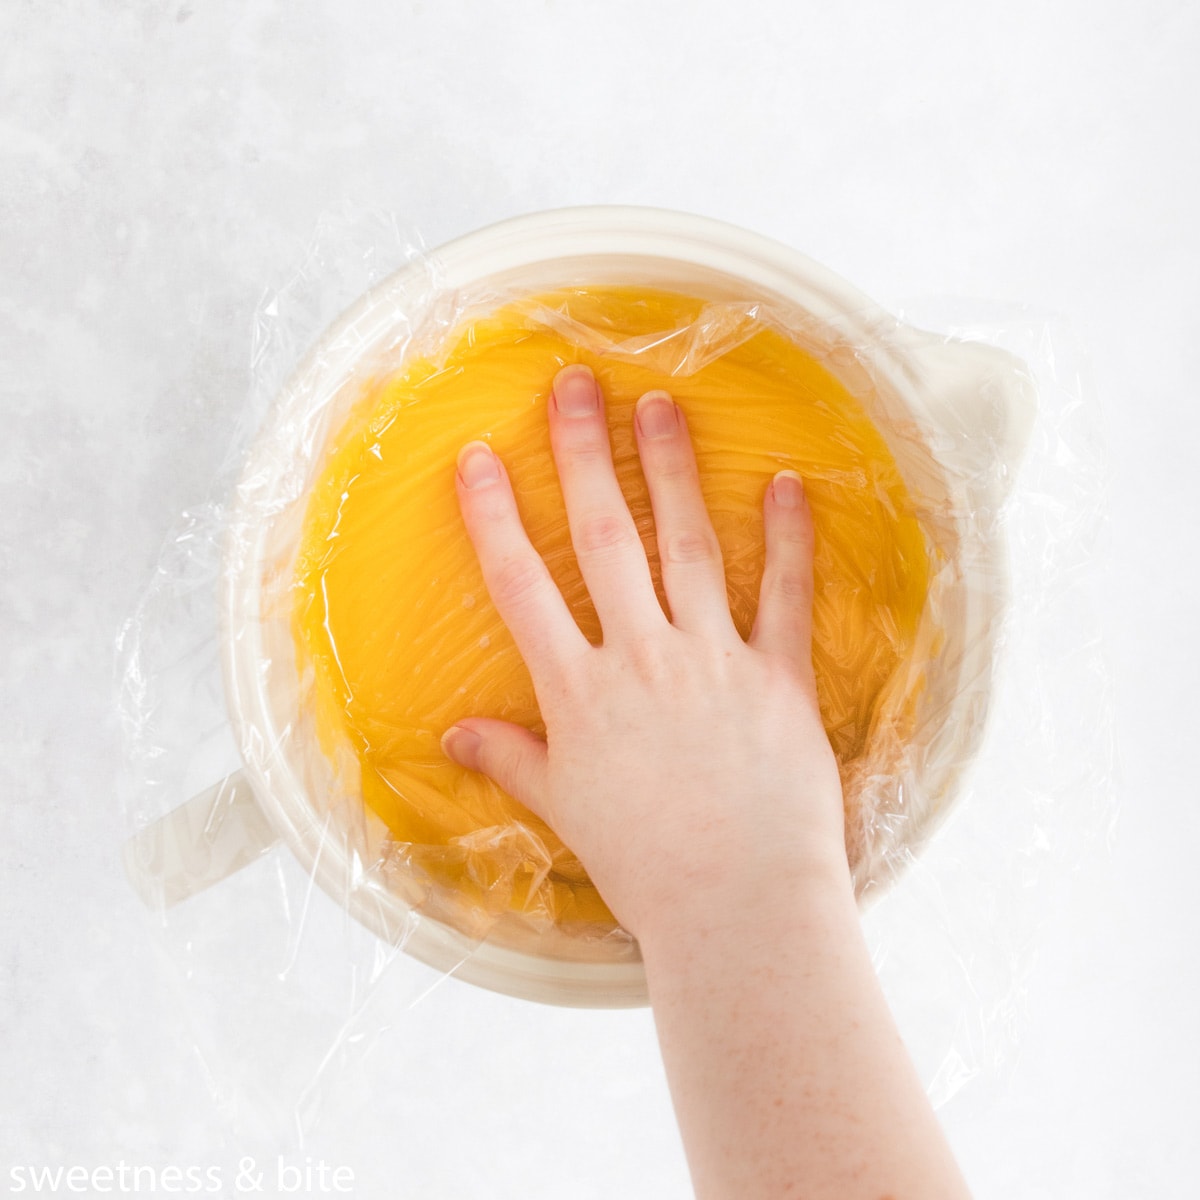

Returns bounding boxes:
[292,287,931,932]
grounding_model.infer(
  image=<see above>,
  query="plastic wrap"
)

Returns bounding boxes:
[117,206,1113,1134]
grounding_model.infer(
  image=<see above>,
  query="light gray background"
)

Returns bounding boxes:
[3,1,1197,1196]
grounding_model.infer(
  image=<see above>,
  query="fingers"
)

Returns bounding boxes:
[749,470,816,674]
[441,718,553,824]
[455,440,590,683]
[634,390,738,641]
[548,365,663,638]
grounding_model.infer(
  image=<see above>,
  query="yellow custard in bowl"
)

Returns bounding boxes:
[291,286,931,935]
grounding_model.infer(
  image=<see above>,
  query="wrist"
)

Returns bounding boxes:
[634,844,858,975]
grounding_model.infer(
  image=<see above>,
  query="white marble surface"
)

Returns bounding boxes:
[3,1,1198,1196]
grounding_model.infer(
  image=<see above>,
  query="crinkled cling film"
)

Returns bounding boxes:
[119,208,1113,1132]
[294,284,935,935]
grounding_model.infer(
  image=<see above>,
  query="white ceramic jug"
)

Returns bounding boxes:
[124,207,1036,1007]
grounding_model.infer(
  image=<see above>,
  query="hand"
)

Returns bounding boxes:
[442,364,971,1196]
[441,363,848,942]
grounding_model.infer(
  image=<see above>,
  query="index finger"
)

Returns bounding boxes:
[455,439,590,683]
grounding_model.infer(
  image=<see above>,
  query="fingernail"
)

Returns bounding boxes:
[441,724,482,769]
[772,469,804,509]
[457,441,500,489]
[635,390,678,440]
[553,364,599,416]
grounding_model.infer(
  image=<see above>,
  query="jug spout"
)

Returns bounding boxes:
[893,329,1037,509]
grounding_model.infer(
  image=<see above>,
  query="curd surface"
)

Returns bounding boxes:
[292,288,932,929]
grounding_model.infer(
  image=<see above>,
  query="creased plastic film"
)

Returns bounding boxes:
[117,209,1113,1140]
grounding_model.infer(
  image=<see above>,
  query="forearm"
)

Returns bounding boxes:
[639,864,972,1200]
[446,371,967,1193]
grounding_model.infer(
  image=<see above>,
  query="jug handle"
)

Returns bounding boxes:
[122,769,281,909]
[897,329,1038,504]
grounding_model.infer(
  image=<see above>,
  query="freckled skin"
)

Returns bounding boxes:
[442,366,972,1198]
[294,288,930,930]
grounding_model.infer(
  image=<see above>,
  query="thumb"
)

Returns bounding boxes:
[441,717,552,823]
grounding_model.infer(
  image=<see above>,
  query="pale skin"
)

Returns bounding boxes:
[441,364,972,1199]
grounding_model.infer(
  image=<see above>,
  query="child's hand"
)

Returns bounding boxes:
[441,364,848,942]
